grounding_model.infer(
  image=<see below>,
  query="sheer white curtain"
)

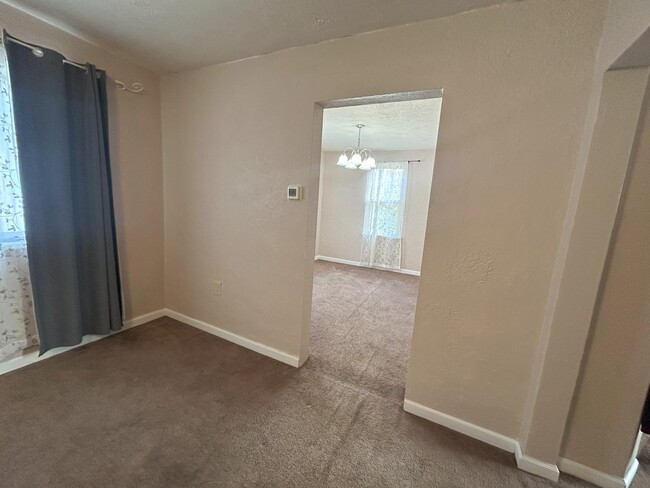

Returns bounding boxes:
[361,161,408,270]
[0,46,38,362]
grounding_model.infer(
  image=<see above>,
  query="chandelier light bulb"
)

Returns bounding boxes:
[337,124,373,171]
[359,160,372,170]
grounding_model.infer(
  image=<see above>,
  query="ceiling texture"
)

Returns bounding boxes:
[4,0,515,73]
[322,98,442,151]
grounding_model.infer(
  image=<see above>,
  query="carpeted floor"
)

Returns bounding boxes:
[0,260,647,487]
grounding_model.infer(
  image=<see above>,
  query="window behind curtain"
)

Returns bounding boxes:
[0,45,26,242]
[361,161,409,269]
[0,44,38,362]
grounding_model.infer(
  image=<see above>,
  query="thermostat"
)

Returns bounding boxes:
[287,185,303,200]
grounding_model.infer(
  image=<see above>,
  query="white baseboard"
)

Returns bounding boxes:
[0,308,166,376]
[624,459,640,487]
[1,307,300,375]
[123,309,167,328]
[403,399,518,453]
[403,399,563,482]
[515,443,560,481]
[315,255,421,276]
[315,255,361,267]
[558,457,639,488]
[404,396,638,486]
[396,268,421,276]
[164,309,300,367]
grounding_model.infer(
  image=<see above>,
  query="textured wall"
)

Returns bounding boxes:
[520,68,650,467]
[0,4,165,319]
[317,150,435,273]
[6,0,645,480]
[162,0,606,439]
[560,73,650,476]
[519,0,650,468]
[597,0,650,72]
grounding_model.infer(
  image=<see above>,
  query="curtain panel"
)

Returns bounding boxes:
[0,46,38,361]
[361,161,408,270]
[5,32,122,354]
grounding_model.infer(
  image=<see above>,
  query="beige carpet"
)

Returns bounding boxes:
[0,260,647,487]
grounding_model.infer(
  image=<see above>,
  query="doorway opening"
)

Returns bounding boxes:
[307,91,442,400]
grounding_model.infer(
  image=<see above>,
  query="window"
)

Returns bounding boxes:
[363,162,408,238]
[0,45,37,362]
[361,161,409,270]
[0,46,25,243]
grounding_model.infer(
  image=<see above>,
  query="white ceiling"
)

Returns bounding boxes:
[322,98,442,152]
[4,0,515,73]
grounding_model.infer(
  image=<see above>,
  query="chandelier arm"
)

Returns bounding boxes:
[337,124,369,170]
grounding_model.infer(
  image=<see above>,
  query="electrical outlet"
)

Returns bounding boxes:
[212,280,222,296]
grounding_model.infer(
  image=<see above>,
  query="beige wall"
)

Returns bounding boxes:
[6,0,650,481]
[162,0,606,439]
[520,67,650,467]
[560,73,650,476]
[598,0,650,71]
[0,4,165,319]
[518,0,650,470]
[317,150,435,273]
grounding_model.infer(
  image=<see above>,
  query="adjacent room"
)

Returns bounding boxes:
[311,97,439,398]
[0,1,649,487]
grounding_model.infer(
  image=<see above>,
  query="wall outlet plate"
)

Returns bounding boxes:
[287,185,302,200]
[212,280,222,296]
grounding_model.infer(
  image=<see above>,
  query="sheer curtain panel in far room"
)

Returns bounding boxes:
[361,161,409,270]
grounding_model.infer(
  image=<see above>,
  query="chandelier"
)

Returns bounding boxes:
[336,124,376,170]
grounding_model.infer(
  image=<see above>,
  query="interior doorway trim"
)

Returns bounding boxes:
[320,89,443,109]
[299,88,443,365]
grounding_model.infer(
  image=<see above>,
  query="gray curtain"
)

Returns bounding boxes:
[5,32,122,354]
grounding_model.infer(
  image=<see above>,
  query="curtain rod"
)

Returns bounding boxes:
[1,33,144,94]
[376,160,422,163]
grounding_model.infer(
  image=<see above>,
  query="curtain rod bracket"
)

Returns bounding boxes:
[114,80,144,93]
[2,31,43,57]
[2,32,144,94]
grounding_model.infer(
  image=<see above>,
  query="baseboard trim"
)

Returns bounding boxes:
[625,459,640,487]
[403,399,518,453]
[403,401,639,488]
[0,308,166,376]
[315,255,421,276]
[123,309,167,328]
[515,443,560,482]
[164,309,300,368]
[558,457,639,488]
[403,399,563,482]
[395,268,420,276]
[315,255,360,267]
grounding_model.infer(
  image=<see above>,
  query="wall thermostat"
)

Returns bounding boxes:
[287,185,303,200]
